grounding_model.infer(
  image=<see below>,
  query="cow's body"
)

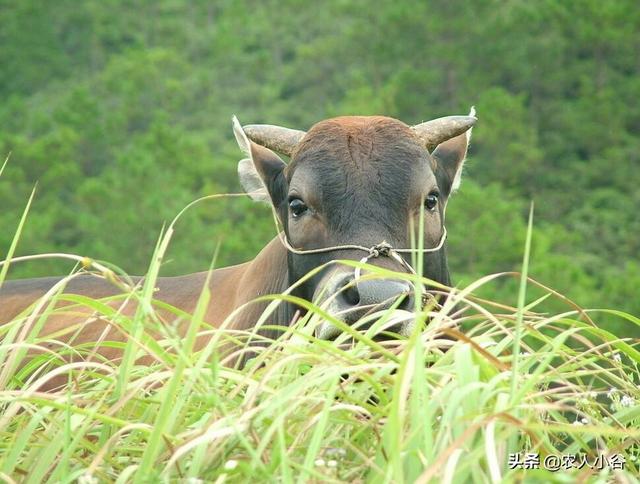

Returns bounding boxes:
[0,237,289,351]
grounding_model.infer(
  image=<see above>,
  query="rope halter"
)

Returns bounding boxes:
[277,226,448,280]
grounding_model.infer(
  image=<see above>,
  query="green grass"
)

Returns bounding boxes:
[0,191,639,483]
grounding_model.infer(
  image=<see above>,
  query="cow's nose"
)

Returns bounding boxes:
[333,273,415,318]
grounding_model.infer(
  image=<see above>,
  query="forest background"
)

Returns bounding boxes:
[1,0,638,335]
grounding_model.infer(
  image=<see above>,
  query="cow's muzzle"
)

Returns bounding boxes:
[314,271,416,340]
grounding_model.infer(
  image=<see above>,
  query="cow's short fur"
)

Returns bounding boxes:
[0,114,473,386]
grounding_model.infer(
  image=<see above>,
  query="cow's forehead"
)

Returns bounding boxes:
[290,116,421,162]
[286,115,430,179]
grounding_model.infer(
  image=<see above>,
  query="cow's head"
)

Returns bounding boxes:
[234,111,475,339]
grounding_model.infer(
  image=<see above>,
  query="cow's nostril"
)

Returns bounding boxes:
[398,290,415,311]
[335,275,360,306]
[342,282,360,306]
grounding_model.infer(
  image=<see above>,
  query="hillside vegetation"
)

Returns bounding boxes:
[1,0,638,336]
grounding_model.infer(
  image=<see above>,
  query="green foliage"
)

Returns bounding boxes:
[0,0,638,335]
[1,253,638,482]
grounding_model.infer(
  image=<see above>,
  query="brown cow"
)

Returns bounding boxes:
[0,111,475,378]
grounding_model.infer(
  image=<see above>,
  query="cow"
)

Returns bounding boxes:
[0,111,476,383]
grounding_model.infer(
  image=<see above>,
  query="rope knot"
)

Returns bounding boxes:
[369,241,392,258]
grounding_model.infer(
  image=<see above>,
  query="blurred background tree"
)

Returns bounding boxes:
[1,0,638,334]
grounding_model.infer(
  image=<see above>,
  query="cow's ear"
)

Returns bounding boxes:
[431,107,475,197]
[237,158,270,203]
[233,116,288,207]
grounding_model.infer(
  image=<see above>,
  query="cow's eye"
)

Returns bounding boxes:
[289,198,308,217]
[424,192,439,211]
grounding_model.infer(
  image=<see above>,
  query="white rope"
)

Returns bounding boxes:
[276,224,448,279]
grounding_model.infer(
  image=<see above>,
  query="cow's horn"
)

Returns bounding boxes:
[242,124,306,157]
[412,115,477,152]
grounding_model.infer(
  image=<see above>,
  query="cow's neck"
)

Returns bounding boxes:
[237,235,293,333]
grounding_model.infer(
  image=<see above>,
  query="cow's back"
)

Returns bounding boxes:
[0,237,289,390]
[0,266,250,327]
[0,275,125,324]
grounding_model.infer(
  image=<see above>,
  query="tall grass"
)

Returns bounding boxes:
[0,191,639,483]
